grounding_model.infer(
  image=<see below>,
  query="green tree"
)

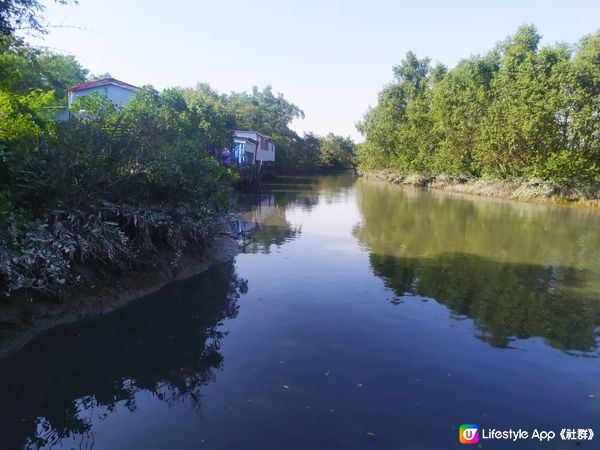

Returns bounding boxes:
[357,25,600,185]
[0,39,87,102]
[477,26,565,176]
[570,31,600,163]
[430,54,498,175]
[225,85,305,172]
[318,133,356,169]
[179,84,235,150]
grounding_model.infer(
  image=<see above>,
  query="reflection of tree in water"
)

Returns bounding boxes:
[0,262,247,450]
[269,174,356,208]
[368,253,600,353]
[354,180,600,354]
[354,179,600,270]
[241,192,304,254]
[242,174,356,253]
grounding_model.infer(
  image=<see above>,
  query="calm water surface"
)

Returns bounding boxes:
[1,174,599,449]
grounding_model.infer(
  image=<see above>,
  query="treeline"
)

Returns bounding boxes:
[287,132,355,172]
[357,25,600,184]
[196,84,355,173]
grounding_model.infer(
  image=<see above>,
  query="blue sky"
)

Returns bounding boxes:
[24,0,600,141]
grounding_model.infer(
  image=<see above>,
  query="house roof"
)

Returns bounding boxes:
[68,78,139,93]
[235,137,259,145]
[235,130,273,140]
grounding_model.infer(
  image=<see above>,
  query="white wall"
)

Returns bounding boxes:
[69,84,136,107]
[256,141,275,162]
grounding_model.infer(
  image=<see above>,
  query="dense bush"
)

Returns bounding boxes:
[0,39,239,298]
[357,26,600,184]
[532,150,600,185]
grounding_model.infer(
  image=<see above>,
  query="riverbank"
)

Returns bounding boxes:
[0,235,240,356]
[363,170,600,207]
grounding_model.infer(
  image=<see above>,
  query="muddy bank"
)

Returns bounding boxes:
[364,171,600,207]
[0,236,239,356]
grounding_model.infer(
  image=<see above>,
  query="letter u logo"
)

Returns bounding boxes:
[463,429,476,440]
[459,425,479,444]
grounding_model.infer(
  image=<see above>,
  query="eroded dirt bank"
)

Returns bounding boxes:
[0,236,240,356]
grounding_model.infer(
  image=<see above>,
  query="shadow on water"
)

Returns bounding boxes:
[367,252,600,353]
[0,262,247,450]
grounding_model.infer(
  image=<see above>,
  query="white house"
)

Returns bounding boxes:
[233,131,275,164]
[67,78,139,107]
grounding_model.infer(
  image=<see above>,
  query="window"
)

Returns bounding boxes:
[261,138,268,150]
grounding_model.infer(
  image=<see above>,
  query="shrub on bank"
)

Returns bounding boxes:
[0,78,236,299]
[531,150,600,186]
[1,201,219,298]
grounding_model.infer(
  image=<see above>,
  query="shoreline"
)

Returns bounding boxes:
[0,236,240,357]
[362,171,600,207]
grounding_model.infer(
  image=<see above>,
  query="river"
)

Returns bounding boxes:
[1,174,599,449]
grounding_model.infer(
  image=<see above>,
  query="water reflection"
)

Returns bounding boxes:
[354,180,600,354]
[241,174,356,253]
[368,252,600,352]
[240,192,302,253]
[263,175,356,210]
[0,262,247,450]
